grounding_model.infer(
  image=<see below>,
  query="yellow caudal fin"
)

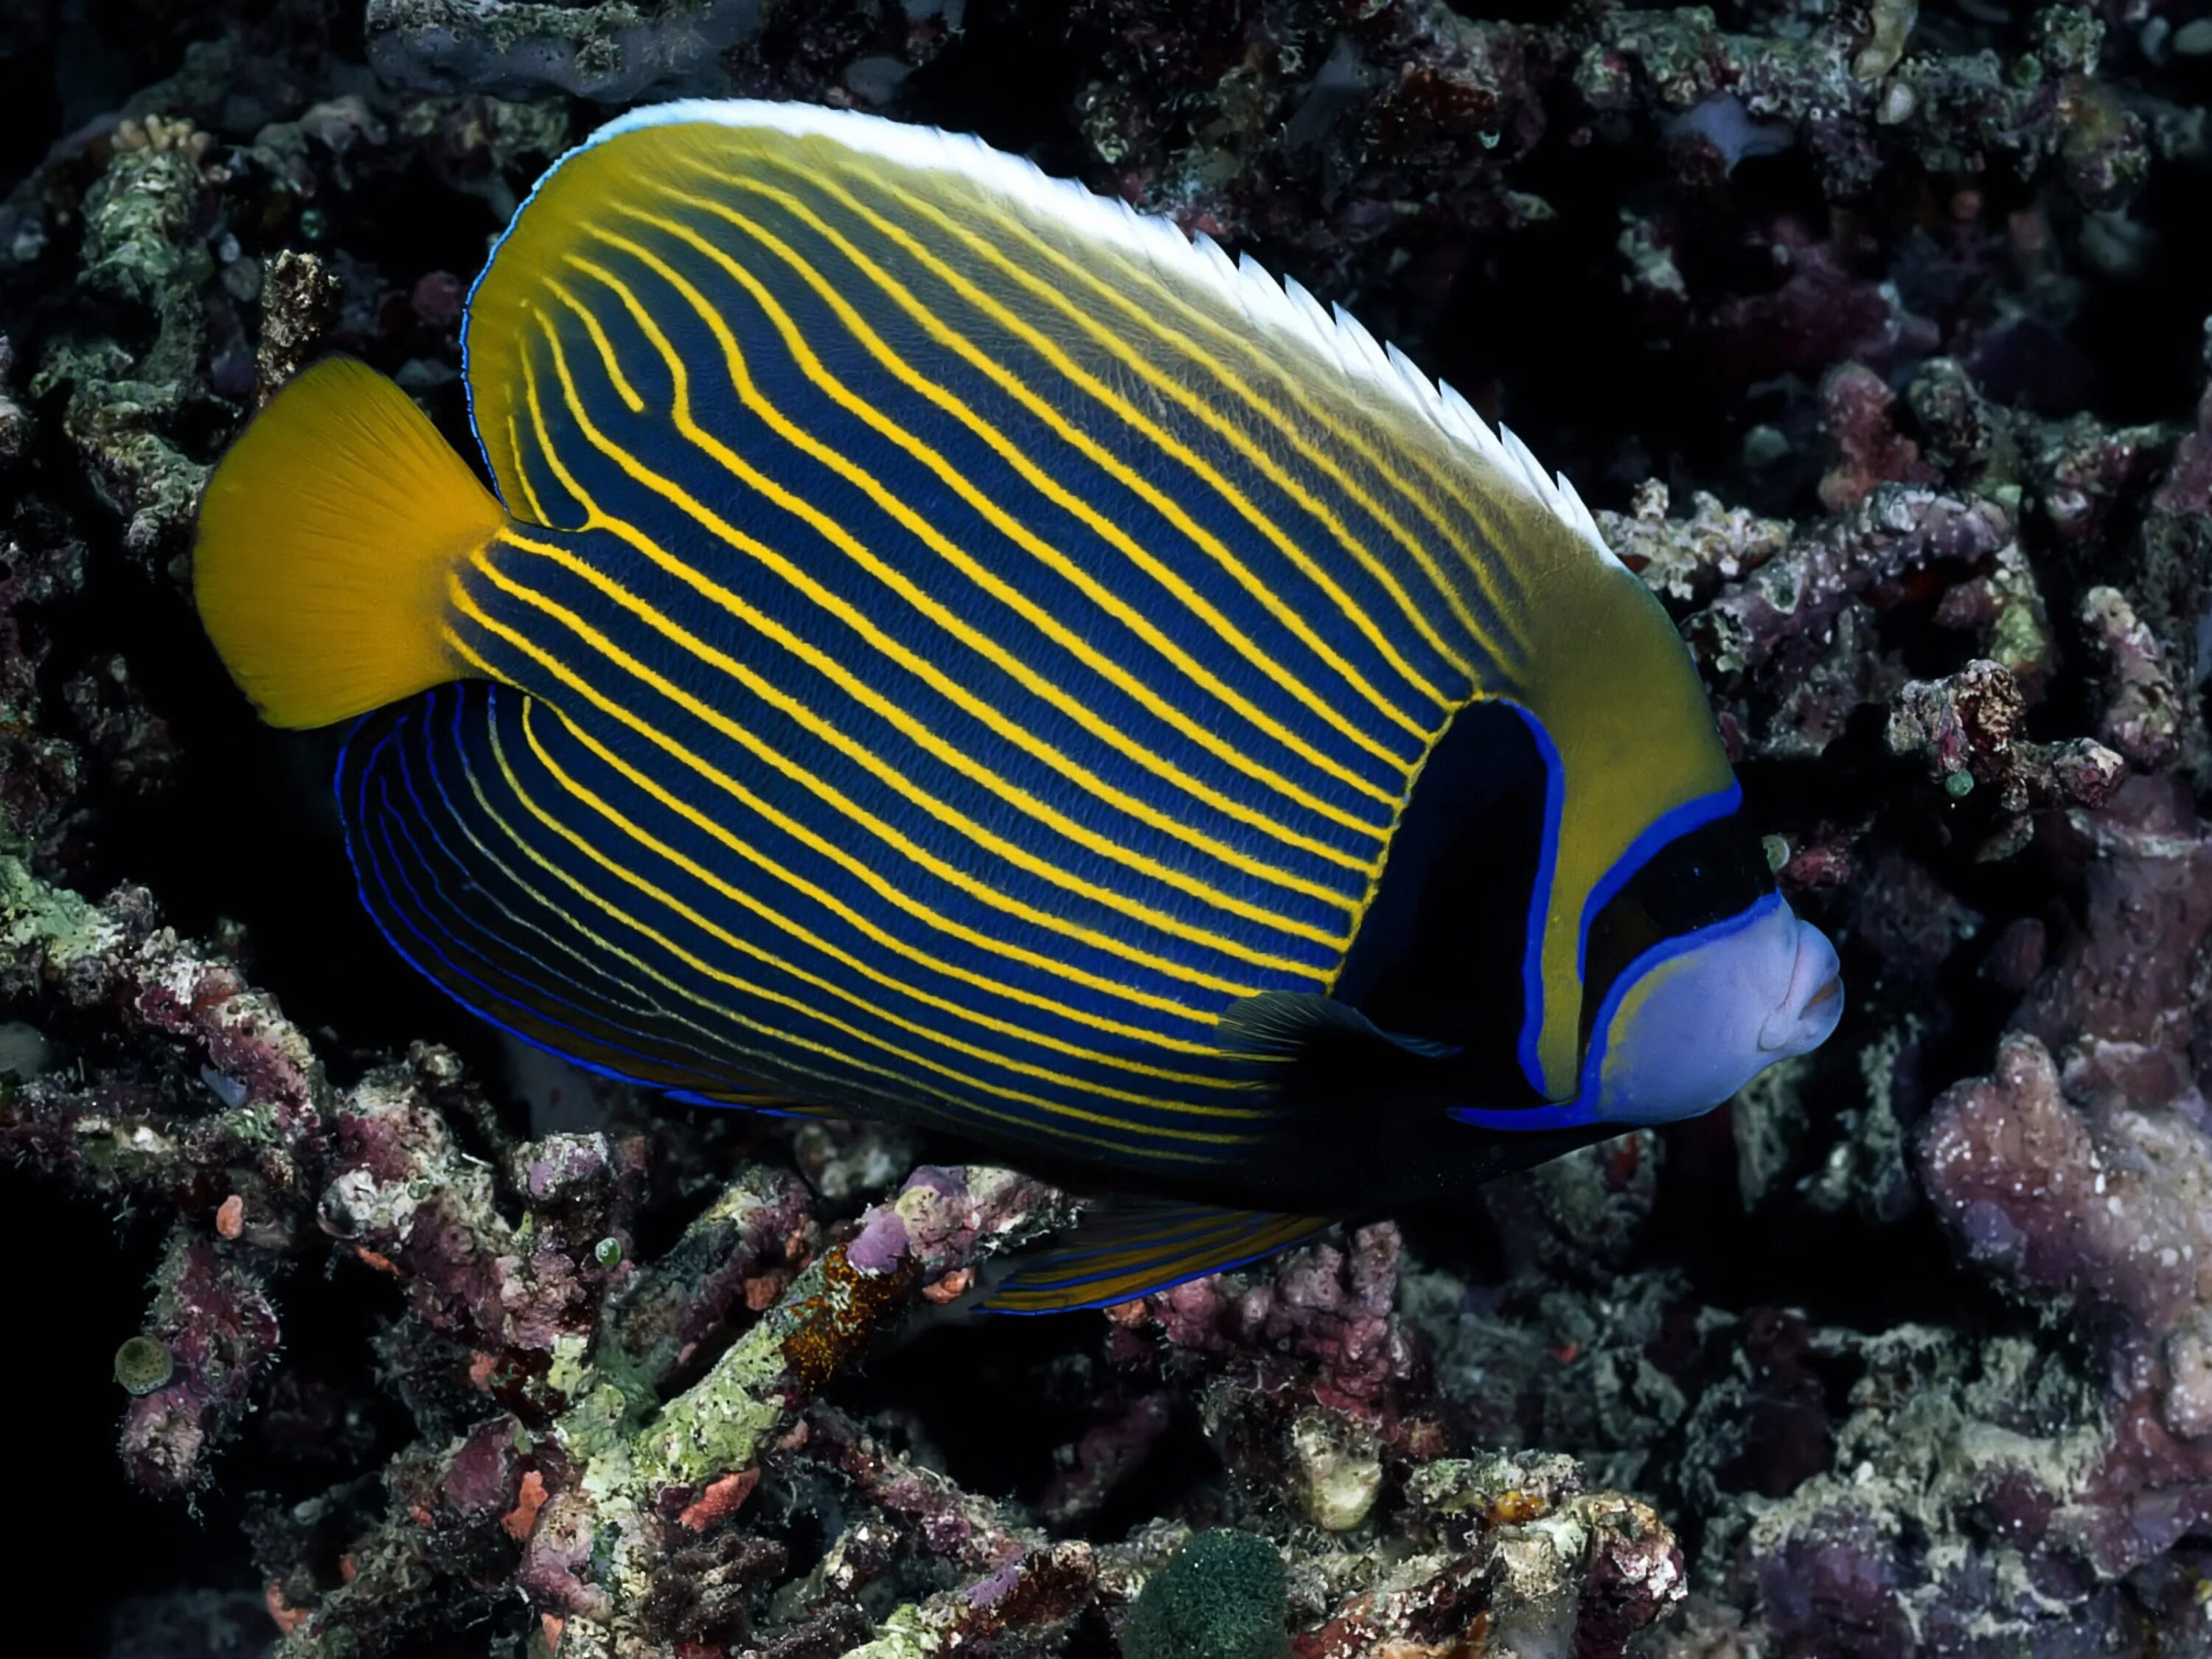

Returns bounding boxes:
[192,357,507,729]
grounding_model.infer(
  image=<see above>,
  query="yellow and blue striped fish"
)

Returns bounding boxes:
[192,101,1842,1312]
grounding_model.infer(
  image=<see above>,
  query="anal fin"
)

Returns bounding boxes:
[979,1198,1335,1315]
[664,1087,848,1121]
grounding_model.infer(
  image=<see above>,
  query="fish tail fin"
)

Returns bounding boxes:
[193,357,506,729]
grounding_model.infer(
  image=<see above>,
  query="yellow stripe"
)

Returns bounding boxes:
[664,167,1450,734]
[380,740,677,1029]
[518,697,1265,1108]
[389,727,891,1110]
[453,552,1278,1007]
[822,155,1537,671]
[555,246,1387,868]
[448,577,1239,1023]
[454,694,1175,1150]
[447,717,965,1121]
[369,807,723,1091]
[1091,243,1544,640]
[488,358,1291,1012]
[621,185,1430,768]
[381,703,787,1069]
[535,267,1374,904]
[577,216,1404,815]
[571,235,1398,845]
[503,411,556,524]
[453,582,1249,1029]
[535,665,1257,1060]
[518,316,1350,964]
[463,544,1317,998]
[793,155,1490,689]
[542,274,644,414]
[487,705,1255,1148]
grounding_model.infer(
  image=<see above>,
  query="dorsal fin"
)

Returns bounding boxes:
[459,99,1610,557]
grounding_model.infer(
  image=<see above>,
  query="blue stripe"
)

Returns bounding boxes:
[1511,705,1567,1098]
[1576,782,1745,979]
[361,693,754,1080]
[339,706,722,1099]
[571,204,1406,841]
[414,686,772,1083]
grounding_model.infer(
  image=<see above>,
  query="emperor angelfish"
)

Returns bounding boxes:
[193,100,1843,1312]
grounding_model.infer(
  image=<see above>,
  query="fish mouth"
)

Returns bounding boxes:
[1759,921,1845,1054]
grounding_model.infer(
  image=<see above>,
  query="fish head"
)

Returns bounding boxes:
[1577,891,1842,1125]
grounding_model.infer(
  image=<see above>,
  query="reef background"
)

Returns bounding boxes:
[4,0,2212,1654]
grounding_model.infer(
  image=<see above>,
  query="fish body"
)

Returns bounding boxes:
[195,101,1843,1310]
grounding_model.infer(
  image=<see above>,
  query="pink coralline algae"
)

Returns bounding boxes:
[1918,776,2212,1581]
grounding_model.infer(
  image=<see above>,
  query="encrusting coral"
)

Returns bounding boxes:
[5,0,2212,1655]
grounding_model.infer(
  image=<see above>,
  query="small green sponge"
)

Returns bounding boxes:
[1121,1529,1291,1659]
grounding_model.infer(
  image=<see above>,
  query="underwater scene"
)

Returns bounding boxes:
[4,0,2211,1653]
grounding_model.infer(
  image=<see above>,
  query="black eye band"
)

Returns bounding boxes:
[1579,811,1775,1051]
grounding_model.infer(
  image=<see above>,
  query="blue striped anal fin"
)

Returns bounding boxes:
[664,1087,846,1121]
[338,683,799,1107]
[978,1199,1334,1315]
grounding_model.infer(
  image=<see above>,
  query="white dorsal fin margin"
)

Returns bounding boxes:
[574,98,1604,549]
[1190,231,1241,286]
[1553,470,1613,559]
[1279,275,1340,350]
[1301,286,1360,369]
[1235,251,1306,338]
[1498,422,1559,505]
[1330,302,1396,383]
[1436,380,1511,469]
[1383,341,1444,422]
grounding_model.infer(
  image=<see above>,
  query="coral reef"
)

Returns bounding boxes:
[7,0,2212,1655]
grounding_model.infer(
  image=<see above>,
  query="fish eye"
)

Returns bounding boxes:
[1579,811,1775,1052]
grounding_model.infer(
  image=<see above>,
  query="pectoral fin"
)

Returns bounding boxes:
[1213,991,1463,1119]
[979,1199,1335,1315]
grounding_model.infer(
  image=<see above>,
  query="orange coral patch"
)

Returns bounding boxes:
[263,1584,307,1635]
[503,1470,549,1541]
[678,1467,760,1531]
